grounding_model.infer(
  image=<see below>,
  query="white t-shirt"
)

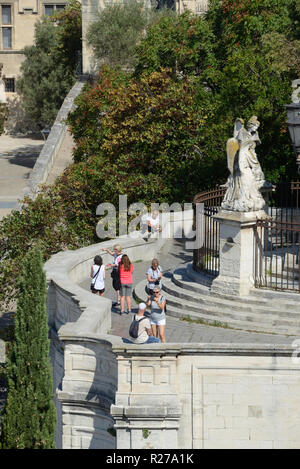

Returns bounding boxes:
[131,315,151,344]
[92,264,105,290]
[147,214,160,228]
[146,265,162,290]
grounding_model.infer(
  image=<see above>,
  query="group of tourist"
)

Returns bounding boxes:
[89,211,166,343]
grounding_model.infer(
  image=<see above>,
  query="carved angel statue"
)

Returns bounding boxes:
[221,116,269,212]
[291,78,300,104]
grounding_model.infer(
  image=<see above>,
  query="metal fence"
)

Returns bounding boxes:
[254,181,300,293]
[193,182,300,292]
[193,187,226,277]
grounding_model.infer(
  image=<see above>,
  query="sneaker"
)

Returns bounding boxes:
[120,311,125,315]
[127,310,132,314]
[113,301,120,307]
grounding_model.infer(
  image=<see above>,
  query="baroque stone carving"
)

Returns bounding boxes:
[221,116,270,212]
[291,78,300,104]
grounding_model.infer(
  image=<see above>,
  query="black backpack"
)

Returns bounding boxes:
[129,316,147,339]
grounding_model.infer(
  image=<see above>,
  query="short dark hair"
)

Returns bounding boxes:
[94,255,103,266]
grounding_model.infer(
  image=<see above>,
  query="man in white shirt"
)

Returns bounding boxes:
[130,303,160,344]
[147,210,162,236]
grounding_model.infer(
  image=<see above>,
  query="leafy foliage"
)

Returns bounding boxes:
[68,66,220,203]
[0,247,56,449]
[134,11,217,78]
[0,103,8,135]
[1,0,300,311]
[85,0,175,69]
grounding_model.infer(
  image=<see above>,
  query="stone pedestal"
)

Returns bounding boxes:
[211,209,269,297]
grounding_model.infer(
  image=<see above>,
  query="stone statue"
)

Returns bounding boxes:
[221,116,269,212]
[291,78,300,104]
[0,63,7,104]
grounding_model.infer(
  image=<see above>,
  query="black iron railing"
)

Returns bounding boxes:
[193,187,226,277]
[254,218,300,292]
[254,181,300,292]
[193,182,300,291]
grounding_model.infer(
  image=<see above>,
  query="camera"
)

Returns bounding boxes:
[154,280,160,285]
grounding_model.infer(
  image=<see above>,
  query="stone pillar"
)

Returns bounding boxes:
[111,348,182,449]
[211,209,269,297]
[56,337,118,449]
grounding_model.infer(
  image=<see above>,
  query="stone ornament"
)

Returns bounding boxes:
[291,78,300,104]
[221,116,269,212]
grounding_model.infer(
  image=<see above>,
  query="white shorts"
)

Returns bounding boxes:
[150,318,166,326]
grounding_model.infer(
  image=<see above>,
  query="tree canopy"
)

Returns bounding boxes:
[0,0,300,310]
[17,0,82,128]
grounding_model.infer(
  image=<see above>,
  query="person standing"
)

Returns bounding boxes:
[102,244,123,306]
[146,258,163,298]
[90,255,105,297]
[147,286,166,343]
[119,254,134,315]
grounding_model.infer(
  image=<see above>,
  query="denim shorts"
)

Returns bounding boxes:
[120,283,132,296]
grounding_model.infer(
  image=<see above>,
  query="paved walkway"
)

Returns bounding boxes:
[45,129,74,185]
[80,238,293,345]
[0,134,44,219]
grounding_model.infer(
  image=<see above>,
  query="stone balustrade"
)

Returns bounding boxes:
[45,209,300,449]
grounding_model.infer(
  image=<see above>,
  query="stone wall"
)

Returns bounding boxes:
[112,344,299,449]
[18,79,86,205]
[81,0,209,75]
[45,209,300,449]
[44,215,188,448]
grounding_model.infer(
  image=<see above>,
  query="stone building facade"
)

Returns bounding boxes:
[82,0,208,74]
[0,0,208,94]
[0,0,67,97]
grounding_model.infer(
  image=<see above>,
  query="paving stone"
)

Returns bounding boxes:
[80,238,293,345]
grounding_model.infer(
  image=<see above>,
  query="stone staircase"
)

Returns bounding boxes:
[134,263,300,336]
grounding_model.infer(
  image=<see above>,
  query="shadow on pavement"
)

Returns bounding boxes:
[6,144,44,169]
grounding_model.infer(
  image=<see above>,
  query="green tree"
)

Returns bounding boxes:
[51,0,82,73]
[17,0,81,128]
[134,11,217,78]
[0,247,56,449]
[67,67,218,203]
[86,0,174,69]
[0,103,8,136]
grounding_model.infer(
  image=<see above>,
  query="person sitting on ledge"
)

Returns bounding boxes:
[124,303,160,344]
[147,209,162,236]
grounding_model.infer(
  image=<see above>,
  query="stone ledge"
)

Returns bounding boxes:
[112,343,295,356]
[17,78,87,206]
[0,339,5,364]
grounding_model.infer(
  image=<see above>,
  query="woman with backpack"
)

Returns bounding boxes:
[147,286,166,342]
[90,255,105,297]
[119,254,134,315]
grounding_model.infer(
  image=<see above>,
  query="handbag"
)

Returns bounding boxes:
[90,266,101,290]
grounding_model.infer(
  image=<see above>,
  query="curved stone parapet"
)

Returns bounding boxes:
[45,211,300,450]
[44,216,191,449]
[18,79,87,205]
